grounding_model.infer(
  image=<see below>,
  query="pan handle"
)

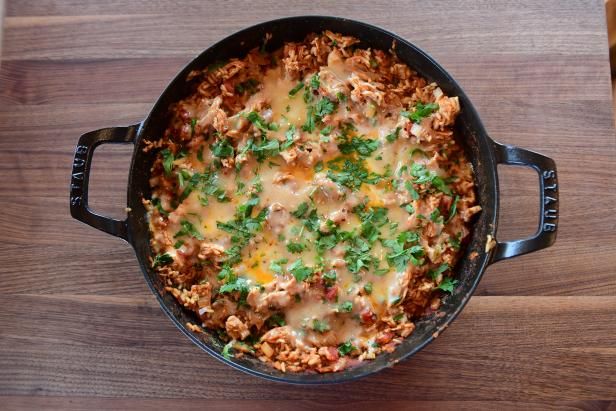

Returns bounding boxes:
[490,142,559,263]
[69,124,140,241]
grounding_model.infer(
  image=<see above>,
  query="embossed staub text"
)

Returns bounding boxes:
[542,169,558,232]
[70,145,88,206]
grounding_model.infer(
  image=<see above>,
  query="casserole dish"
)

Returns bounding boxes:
[69,16,559,383]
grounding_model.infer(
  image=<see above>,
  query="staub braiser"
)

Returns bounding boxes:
[70,16,558,383]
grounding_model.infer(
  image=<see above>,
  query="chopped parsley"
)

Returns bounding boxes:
[190,118,197,136]
[354,205,389,244]
[310,73,320,90]
[326,157,382,191]
[450,232,462,250]
[291,202,309,219]
[430,208,442,223]
[174,220,204,240]
[269,258,288,275]
[382,231,424,271]
[404,181,420,201]
[338,301,353,313]
[345,236,377,274]
[315,98,335,119]
[282,126,296,150]
[409,163,452,195]
[437,277,458,294]
[288,259,314,282]
[303,209,320,232]
[363,282,373,295]
[177,169,190,188]
[219,276,250,296]
[222,341,234,359]
[303,98,336,133]
[312,319,330,333]
[289,82,305,96]
[338,341,356,356]
[211,139,234,158]
[286,242,307,253]
[446,195,459,223]
[320,125,333,135]
[337,135,379,157]
[245,137,281,162]
[322,270,337,286]
[177,169,228,203]
[152,253,173,268]
[217,197,268,252]
[160,149,174,175]
[152,197,168,216]
[302,106,316,133]
[410,148,427,158]
[386,127,401,143]
[246,111,279,133]
[401,102,439,123]
[316,232,340,252]
[429,263,449,280]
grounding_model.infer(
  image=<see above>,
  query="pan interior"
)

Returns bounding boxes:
[126,16,496,383]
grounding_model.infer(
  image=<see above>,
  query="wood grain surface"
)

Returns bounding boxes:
[1,0,615,409]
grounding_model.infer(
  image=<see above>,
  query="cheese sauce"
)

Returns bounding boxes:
[148,32,478,372]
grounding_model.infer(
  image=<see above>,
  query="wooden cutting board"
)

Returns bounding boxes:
[1,0,615,409]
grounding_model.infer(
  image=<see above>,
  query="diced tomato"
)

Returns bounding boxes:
[325,286,338,302]
[325,347,339,362]
[360,308,376,325]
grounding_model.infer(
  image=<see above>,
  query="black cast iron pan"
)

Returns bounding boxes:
[69,16,559,383]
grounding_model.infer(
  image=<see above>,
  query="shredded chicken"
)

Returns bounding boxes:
[147,31,480,374]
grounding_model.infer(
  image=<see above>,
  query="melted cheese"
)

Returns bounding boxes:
[256,67,308,128]
[153,51,467,351]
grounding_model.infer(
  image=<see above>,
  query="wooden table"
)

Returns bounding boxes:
[1,1,615,409]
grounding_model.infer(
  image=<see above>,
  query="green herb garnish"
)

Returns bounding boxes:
[437,277,458,294]
[338,341,356,356]
[174,220,204,240]
[401,102,439,123]
[289,82,305,96]
[152,253,173,268]
[246,111,279,133]
[222,341,234,359]
[382,231,424,271]
[286,242,307,253]
[322,270,337,286]
[409,163,452,195]
[161,149,174,175]
[211,139,234,158]
[326,157,382,191]
[312,319,330,333]
[446,195,459,223]
[310,73,320,90]
[386,127,401,143]
[338,301,353,313]
[338,135,379,157]
[269,258,288,275]
[288,259,314,282]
